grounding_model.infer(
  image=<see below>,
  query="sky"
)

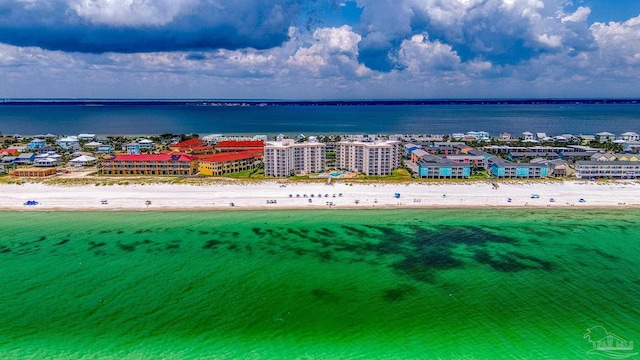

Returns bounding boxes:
[1,0,639,99]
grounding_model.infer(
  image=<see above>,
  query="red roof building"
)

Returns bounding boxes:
[0,148,19,156]
[101,153,198,176]
[215,140,264,153]
[169,138,214,154]
[197,151,262,176]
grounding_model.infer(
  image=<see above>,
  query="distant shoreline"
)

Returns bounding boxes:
[2,98,640,106]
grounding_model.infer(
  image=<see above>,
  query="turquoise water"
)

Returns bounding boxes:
[1,209,639,359]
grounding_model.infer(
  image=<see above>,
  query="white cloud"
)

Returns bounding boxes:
[68,0,200,27]
[288,25,365,77]
[397,33,461,72]
[591,15,640,67]
[561,6,590,23]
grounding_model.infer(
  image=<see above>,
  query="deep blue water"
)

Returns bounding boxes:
[1,102,640,136]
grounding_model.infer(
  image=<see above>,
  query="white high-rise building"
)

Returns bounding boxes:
[264,138,326,177]
[335,140,400,175]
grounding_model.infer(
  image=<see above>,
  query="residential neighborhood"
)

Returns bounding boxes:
[2,129,640,180]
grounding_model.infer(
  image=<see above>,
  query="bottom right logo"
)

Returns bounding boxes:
[584,326,637,359]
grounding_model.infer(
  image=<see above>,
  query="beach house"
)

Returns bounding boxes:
[34,152,62,167]
[124,142,141,154]
[15,152,36,165]
[27,138,46,151]
[69,155,97,167]
[78,134,96,141]
[521,132,535,141]
[57,136,80,150]
[620,132,639,142]
[595,132,615,142]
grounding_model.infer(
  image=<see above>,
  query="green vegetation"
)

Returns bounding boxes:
[222,167,265,179]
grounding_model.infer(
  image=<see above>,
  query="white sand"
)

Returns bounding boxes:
[1,180,639,211]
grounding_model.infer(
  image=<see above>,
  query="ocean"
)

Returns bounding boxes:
[1,101,640,136]
[1,209,638,359]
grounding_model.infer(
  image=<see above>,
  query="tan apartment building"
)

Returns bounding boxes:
[335,140,401,175]
[264,139,325,177]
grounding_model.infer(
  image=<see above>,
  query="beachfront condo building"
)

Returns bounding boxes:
[197,151,262,176]
[101,153,198,176]
[335,140,401,176]
[264,139,325,177]
[574,161,640,179]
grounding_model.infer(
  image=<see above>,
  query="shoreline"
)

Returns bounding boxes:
[2,180,639,211]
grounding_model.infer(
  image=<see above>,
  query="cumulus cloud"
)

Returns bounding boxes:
[354,0,596,70]
[288,25,366,77]
[397,34,462,72]
[2,0,640,98]
[0,0,312,53]
[68,0,201,27]
[591,15,640,67]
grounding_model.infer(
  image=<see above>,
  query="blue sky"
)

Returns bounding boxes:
[1,0,639,99]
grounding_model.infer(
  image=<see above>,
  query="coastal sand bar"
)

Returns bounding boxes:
[1,180,639,210]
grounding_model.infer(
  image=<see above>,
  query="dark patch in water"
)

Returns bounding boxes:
[55,239,69,246]
[286,228,310,239]
[0,246,11,253]
[36,236,47,242]
[117,242,136,252]
[311,288,340,302]
[199,230,209,235]
[341,225,369,237]
[203,239,222,249]
[99,230,111,234]
[510,252,554,271]
[382,284,418,302]
[592,248,620,261]
[252,228,265,237]
[316,227,337,238]
[227,243,240,251]
[116,230,124,235]
[474,250,553,272]
[88,241,106,250]
[166,243,180,250]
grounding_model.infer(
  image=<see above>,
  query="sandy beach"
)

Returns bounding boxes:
[1,180,639,211]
